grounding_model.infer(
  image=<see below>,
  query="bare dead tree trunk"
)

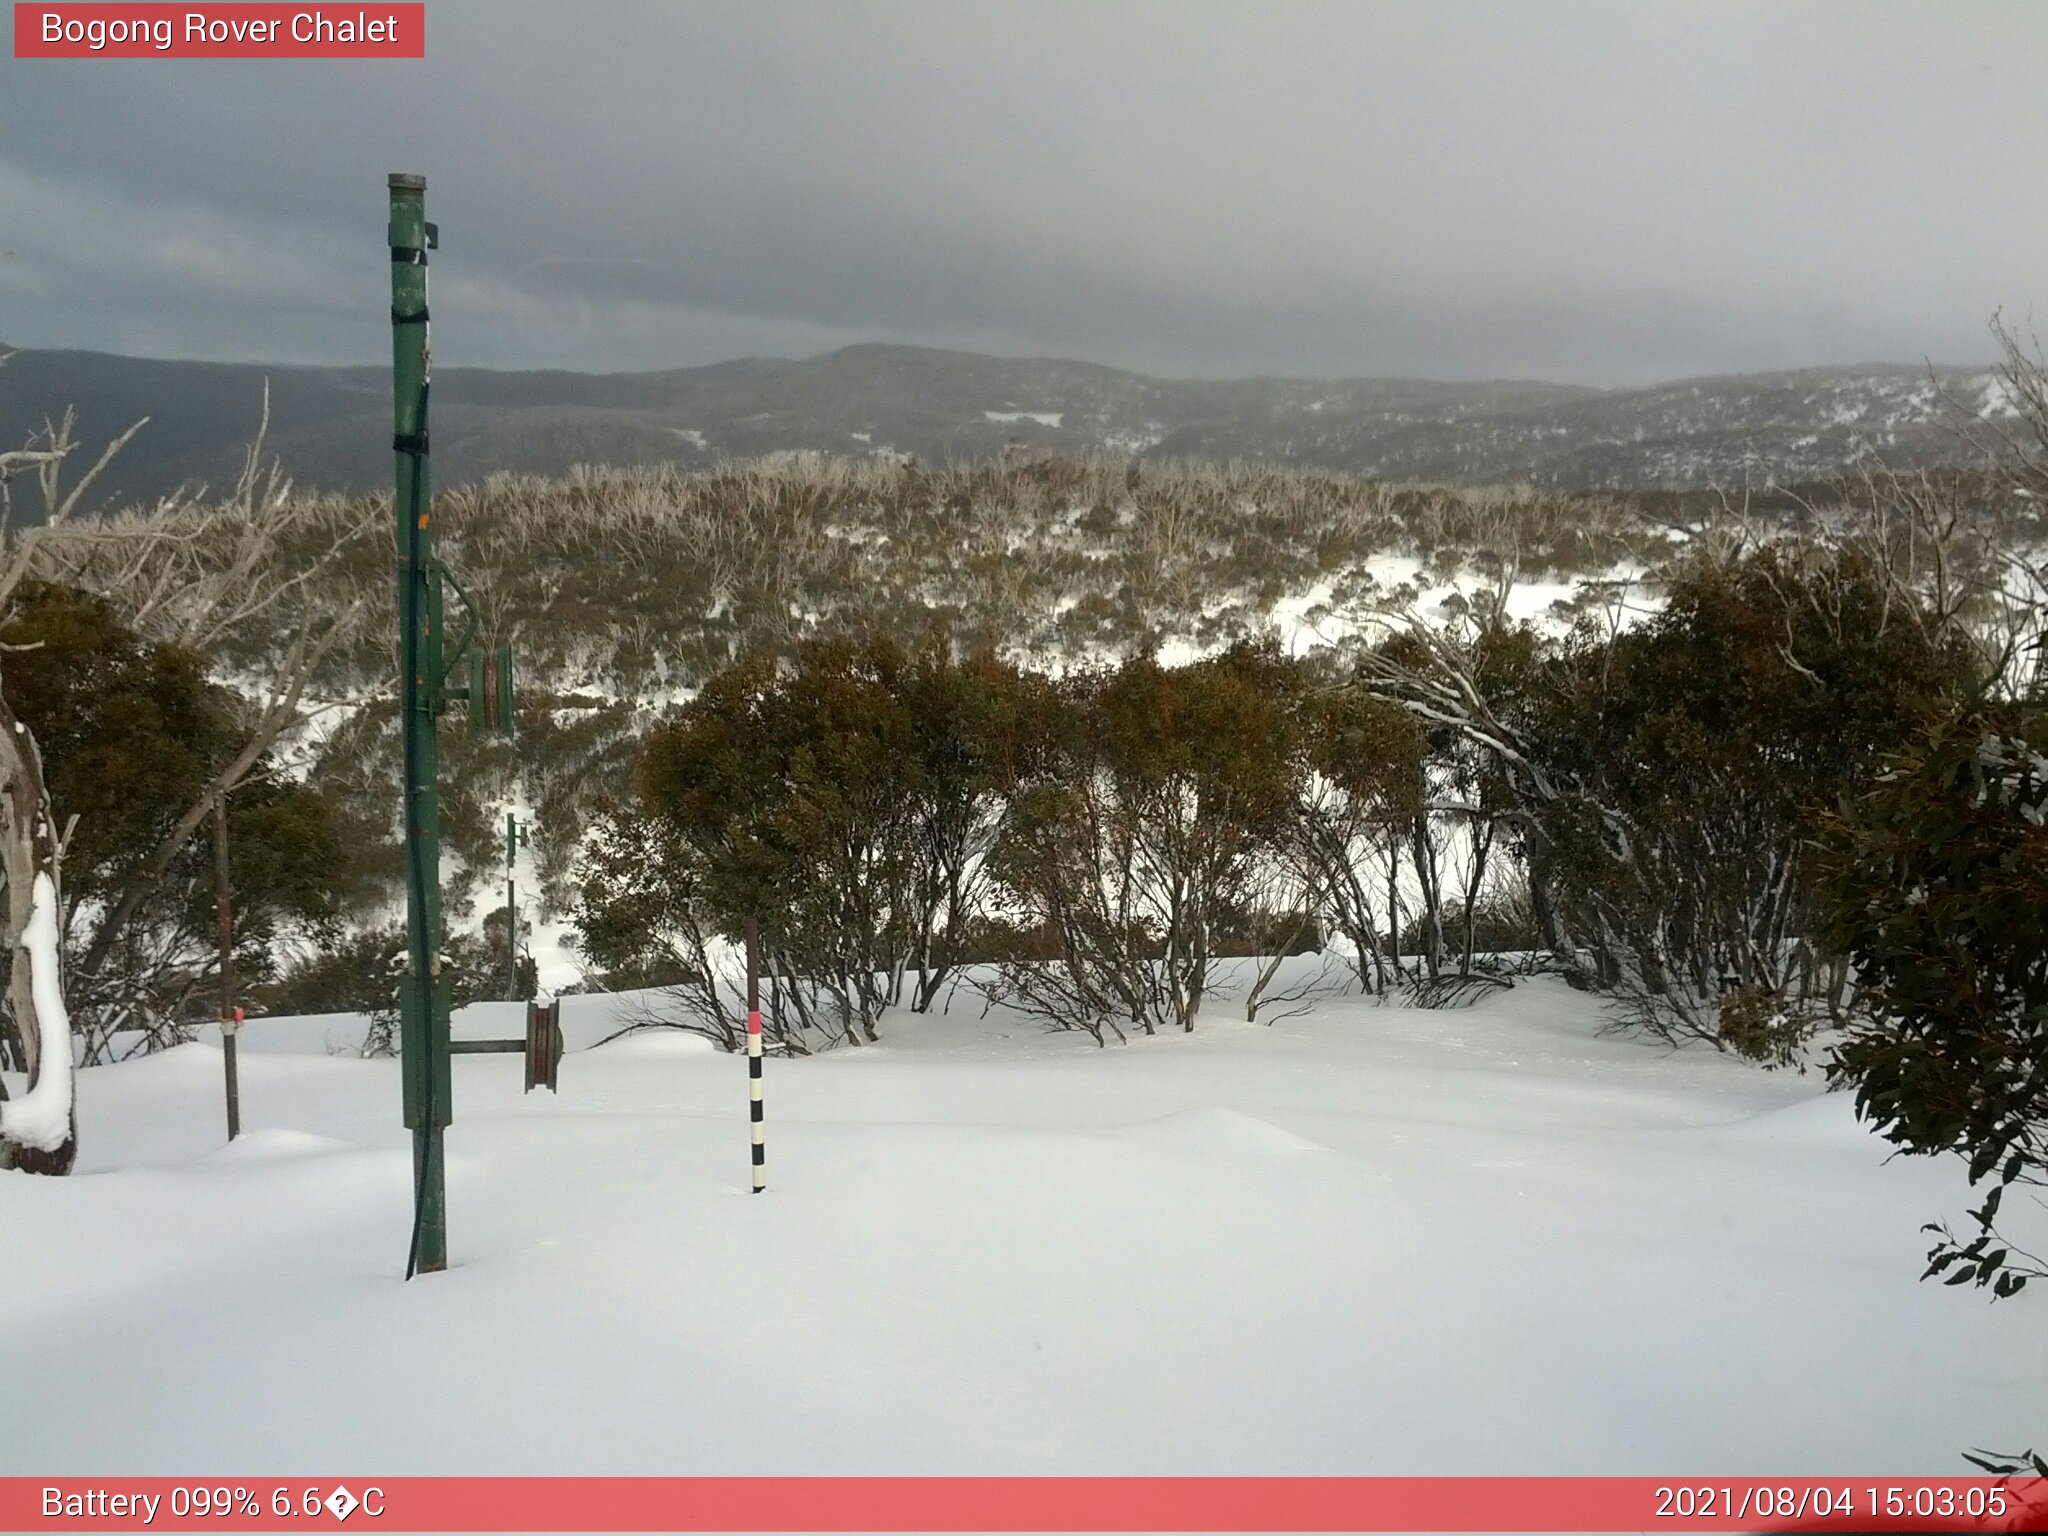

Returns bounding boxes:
[0,684,75,1174]
[0,373,92,1173]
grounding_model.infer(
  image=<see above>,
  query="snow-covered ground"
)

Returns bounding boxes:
[3,967,2041,1476]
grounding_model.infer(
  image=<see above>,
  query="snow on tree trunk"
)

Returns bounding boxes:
[1,873,75,1167]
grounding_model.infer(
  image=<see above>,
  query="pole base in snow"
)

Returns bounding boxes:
[409,1124,447,1276]
[222,1026,241,1141]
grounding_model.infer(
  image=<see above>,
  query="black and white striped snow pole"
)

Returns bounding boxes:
[746,915,765,1193]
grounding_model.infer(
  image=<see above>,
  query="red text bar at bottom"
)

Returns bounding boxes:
[7,1477,2048,1533]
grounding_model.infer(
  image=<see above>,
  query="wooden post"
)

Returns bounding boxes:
[746,914,764,1193]
[213,795,241,1141]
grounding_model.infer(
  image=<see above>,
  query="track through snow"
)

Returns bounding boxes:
[3,970,2043,1475]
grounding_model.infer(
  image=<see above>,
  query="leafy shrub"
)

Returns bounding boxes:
[1402,893,1541,959]
[257,923,512,1057]
[1526,548,1976,1040]
[988,643,1304,1038]
[590,629,1035,1049]
[1714,984,1817,1069]
[0,582,348,1058]
[1820,706,2048,1298]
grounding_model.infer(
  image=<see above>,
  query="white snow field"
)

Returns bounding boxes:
[3,967,2043,1478]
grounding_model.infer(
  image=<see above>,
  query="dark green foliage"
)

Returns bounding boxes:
[588,635,1343,1046]
[987,643,1307,1038]
[1819,706,2048,1298]
[894,634,1038,1009]
[1288,676,1427,994]
[257,928,408,1020]
[257,923,514,1035]
[2,582,231,904]
[587,630,1036,1048]
[573,799,716,994]
[1525,548,1977,1040]
[644,633,915,1045]
[1549,550,1966,815]
[0,584,348,1053]
[1712,984,1812,1070]
[1402,894,1540,959]
[1354,538,1986,1040]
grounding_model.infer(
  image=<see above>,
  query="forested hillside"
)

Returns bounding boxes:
[0,340,2019,510]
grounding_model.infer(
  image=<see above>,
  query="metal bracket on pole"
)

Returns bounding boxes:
[524,1000,563,1093]
[467,643,515,735]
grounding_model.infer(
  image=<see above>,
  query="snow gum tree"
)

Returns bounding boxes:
[605,629,1034,1049]
[895,633,1034,1012]
[573,800,738,1040]
[1817,325,2048,1306]
[0,584,345,1064]
[989,642,1302,1038]
[735,633,920,1042]
[1363,546,1976,1047]
[1283,683,1426,995]
[1820,707,2048,1300]
[1532,548,1974,1042]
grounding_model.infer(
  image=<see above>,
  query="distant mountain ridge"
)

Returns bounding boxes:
[0,340,2014,510]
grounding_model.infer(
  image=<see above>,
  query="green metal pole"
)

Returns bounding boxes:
[213,795,241,1142]
[390,172,449,1277]
[506,811,518,1001]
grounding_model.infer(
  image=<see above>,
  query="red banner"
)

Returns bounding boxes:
[5,1477,2048,1532]
[13,4,424,58]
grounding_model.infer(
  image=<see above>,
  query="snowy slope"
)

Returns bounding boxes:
[3,969,2042,1477]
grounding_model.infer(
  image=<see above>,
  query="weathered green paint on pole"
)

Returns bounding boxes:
[390,171,449,1277]
[213,794,240,1142]
[505,811,524,1000]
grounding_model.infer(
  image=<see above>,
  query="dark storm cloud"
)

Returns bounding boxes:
[3,0,2044,383]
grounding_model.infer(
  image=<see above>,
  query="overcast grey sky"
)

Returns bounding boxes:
[3,1,2044,384]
